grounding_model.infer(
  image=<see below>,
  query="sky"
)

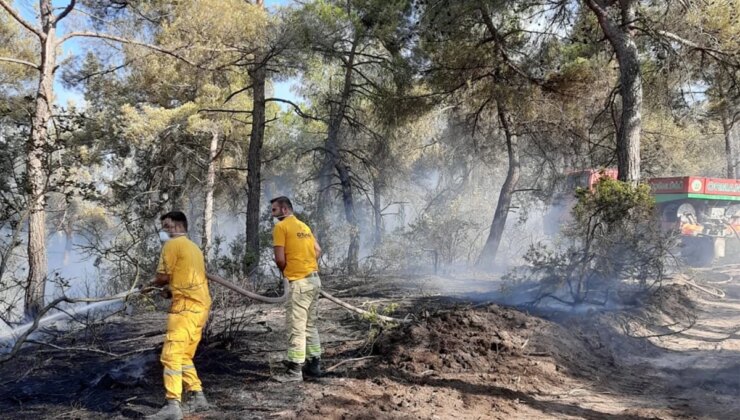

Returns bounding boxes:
[14,0,297,108]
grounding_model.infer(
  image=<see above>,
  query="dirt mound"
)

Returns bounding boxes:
[377,306,533,374]
[646,283,697,315]
[373,303,609,384]
[297,303,657,419]
[616,283,699,342]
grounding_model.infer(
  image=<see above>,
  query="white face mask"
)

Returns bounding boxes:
[273,208,287,220]
[158,231,171,242]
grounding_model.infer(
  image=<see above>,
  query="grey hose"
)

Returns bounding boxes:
[206,273,289,303]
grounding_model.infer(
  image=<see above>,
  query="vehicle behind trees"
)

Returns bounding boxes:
[547,169,740,266]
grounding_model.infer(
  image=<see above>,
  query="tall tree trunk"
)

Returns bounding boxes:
[244,0,267,274]
[25,0,56,318]
[723,112,739,179]
[372,177,383,248]
[586,0,642,183]
[316,36,359,271]
[336,162,359,273]
[719,80,739,179]
[478,103,520,268]
[201,131,219,257]
[245,63,266,274]
[615,45,641,183]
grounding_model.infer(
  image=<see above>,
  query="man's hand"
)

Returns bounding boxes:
[147,274,172,298]
[314,240,322,261]
[152,272,170,287]
[273,246,286,272]
[159,285,172,299]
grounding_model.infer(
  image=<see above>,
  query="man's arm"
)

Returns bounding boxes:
[313,240,322,261]
[274,246,286,272]
[151,243,174,288]
[152,272,171,287]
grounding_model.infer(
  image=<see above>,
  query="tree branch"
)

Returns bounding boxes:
[57,32,197,66]
[0,0,42,38]
[54,0,76,24]
[583,0,624,46]
[652,28,738,61]
[325,355,378,372]
[0,56,39,70]
[477,4,543,85]
[224,84,253,103]
[0,288,154,363]
[320,290,411,323]
[197,108,253,114]
[266,97,321,120]
[27,339,156,358]
[66,57,135,83]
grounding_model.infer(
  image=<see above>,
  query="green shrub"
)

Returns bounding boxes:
[509,177,677,305]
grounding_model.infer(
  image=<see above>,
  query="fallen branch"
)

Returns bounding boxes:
[524,352,550,357]
[0,287,153,363]
[325,355,378,372]
[237,338,365,356]
[110,331,164,345]
[320,291,411,323]
[27,339,156,358]
[674,277,726,299]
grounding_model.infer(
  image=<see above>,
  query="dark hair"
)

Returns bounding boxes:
[270,196,293,211]
[160,211,188,231]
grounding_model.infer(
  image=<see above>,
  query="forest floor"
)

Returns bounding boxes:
[2,265,740,419]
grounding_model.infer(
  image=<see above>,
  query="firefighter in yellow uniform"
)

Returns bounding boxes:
[147,211,212,420]
[270,196,323,382]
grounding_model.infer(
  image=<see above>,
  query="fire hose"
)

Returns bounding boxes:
[206,273,288,303]
[148,274,410,323]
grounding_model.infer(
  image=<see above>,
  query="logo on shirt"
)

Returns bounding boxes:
[297,232,312,239]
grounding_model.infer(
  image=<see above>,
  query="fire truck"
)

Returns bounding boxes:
[548,169,740,266]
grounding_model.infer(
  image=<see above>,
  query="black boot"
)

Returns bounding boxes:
[304,357,321,377]
[273,361,303,382]
[182,390,210,413]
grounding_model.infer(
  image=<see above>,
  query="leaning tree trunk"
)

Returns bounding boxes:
[25,1,57,318]
[478,103,520,268]
[586,0,642,183]
[201,131,219,257]
[244,63,266,274]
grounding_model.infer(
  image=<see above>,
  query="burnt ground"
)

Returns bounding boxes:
[2,268,740,419]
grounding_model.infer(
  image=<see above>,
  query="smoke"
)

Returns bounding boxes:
[0,293,126,352]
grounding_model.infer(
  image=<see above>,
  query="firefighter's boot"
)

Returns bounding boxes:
[303,357,321,378]
[146,399,183,420]
[274,362,303,382]
[183,390,210,413]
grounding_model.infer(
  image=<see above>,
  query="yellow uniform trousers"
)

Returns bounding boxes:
[286,274,322,363]
[161,307,209,401]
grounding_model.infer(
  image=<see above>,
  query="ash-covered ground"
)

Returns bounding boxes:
[2,268,740,419]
